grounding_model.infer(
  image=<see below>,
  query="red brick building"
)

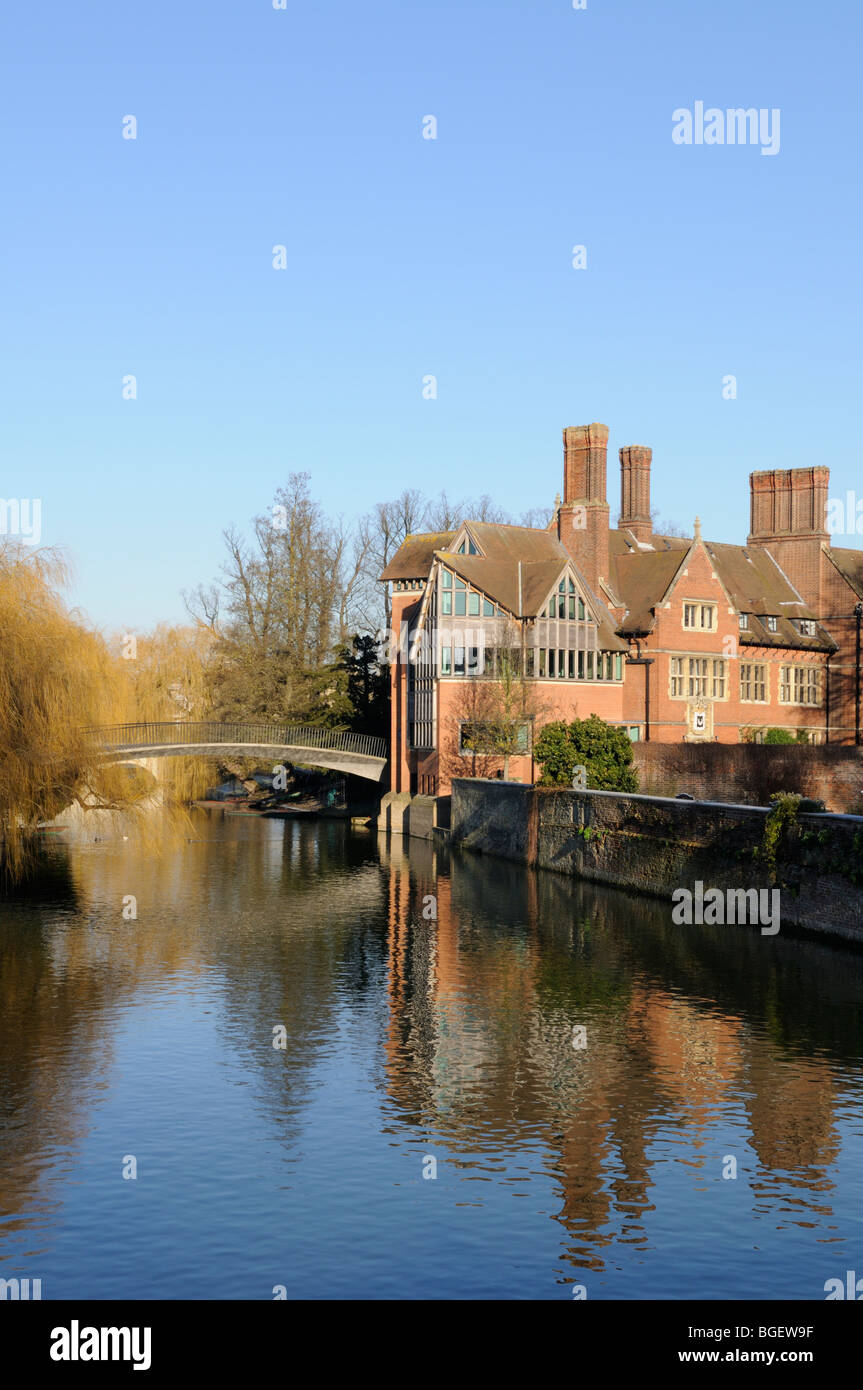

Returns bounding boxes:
[383,423,862,794]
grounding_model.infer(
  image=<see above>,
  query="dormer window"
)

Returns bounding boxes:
[739,614,749,630]
[766,616,778,633]
[798,619,816,637]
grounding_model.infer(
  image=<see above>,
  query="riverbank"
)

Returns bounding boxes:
[449,779,863,943]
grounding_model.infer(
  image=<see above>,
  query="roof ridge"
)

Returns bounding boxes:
[468,520,549,531]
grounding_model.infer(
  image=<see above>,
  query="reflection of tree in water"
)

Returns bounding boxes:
[2,814,861,1288]
[0,816,389,1251]
[0,848,93,1239]
[209,818,390,1121]
[0,831,226,1242]
[375,844,860,1272]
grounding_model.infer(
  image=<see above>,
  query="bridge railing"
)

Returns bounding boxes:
[88,721,387,761]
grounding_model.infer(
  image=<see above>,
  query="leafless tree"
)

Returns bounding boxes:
[184,473,363,724]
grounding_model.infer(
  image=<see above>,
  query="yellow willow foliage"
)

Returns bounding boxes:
[108,623,220,805]
[0,546,218,881]
[0,543,126,879]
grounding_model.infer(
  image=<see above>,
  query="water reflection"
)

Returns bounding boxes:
[0,813,861,1298]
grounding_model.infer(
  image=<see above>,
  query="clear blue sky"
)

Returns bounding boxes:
[1,0,860,630]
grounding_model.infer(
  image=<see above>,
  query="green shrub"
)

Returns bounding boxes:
[534,714,638,792]
[763,727,795,745]
[531,721,574,785]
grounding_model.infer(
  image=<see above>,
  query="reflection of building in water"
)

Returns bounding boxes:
[378,847,846,1266]
[632,986,742,1136]
[745,1040,839,1183]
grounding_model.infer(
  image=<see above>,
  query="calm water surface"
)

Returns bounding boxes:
[1,812,862,1300]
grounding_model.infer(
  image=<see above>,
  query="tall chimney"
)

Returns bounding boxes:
[558,423,610,587]
[618,445,652,542]
[748,466,830,610]
[749,467,829,541]
[563,423,608,504]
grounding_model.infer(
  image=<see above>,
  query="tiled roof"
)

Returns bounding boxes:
[383,519,832,654]
[383,521,626,650]
[610,535,688,633]
[707,543,833,651]
[434,543,626,651]
[609,530,834,651]
[380,531,456,580]
[826,546,863,600]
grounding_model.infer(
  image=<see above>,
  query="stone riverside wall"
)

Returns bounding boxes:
[449,779,863,943]
[632,743,863,815]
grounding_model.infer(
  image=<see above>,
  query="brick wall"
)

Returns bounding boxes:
[622,542,829,743]
[632,742,863,813]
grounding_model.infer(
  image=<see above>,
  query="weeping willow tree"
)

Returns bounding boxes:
[0,544,217,882]
[0,543,126,878]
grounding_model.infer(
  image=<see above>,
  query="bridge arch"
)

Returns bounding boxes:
[90,722,388,783]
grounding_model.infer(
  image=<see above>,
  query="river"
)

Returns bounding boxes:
[1,810,861,1300]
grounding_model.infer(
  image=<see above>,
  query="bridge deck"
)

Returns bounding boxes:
[89,722,388,782]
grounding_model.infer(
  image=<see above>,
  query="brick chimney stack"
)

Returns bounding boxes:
[618,445,653,542]
[558,423,610,587]
[749,467,829,542]
[748,466,830,610]
[563,422,608,505]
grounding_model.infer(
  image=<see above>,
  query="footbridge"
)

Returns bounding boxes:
[91,721,388,782]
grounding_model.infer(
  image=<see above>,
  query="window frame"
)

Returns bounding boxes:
[682,601,718,633]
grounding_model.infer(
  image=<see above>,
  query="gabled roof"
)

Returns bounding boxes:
[707,543,832,650]
[609,529,834,651]
[433,547,625,651]
[384,521,626,650]
[610,533,689,633]
[460,521,566,564]
[520,560,572,615]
